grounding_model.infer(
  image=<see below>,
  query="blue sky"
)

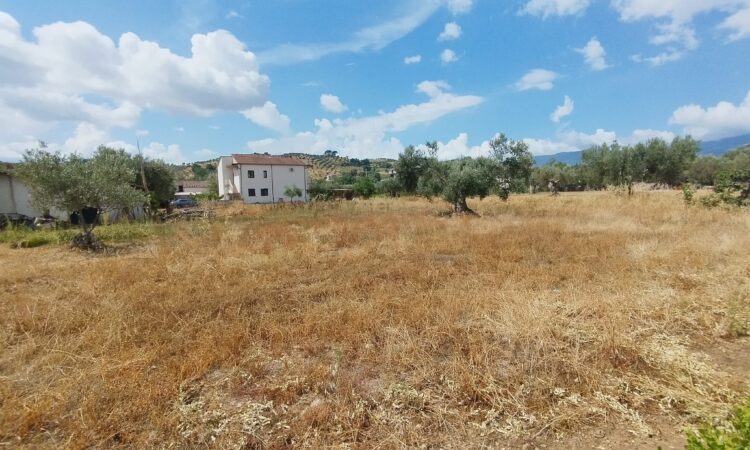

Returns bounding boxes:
[1,0,749,162]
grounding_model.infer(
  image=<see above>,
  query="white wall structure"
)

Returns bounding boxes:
[1,170,40,217]
[217,154,309,203]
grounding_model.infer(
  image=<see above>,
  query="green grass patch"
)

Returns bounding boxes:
[0,222,172,248]
[685,397,750,450]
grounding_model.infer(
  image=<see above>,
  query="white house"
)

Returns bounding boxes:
[217,154,309,203]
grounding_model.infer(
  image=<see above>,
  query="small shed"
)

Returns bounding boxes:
[176,180,210,197]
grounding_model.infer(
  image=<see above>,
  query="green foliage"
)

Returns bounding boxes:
[308,179,335,200]
[690,148,750,187]
[353,176,376,199]
[396,145,428,193]
[141,159,175,208]
[531,161,583,192]
[189,162,216,181]
[14,146,147,218]
[419,156,499,212]
[414,134,533,212]
[377,177,402,197]
[284,185,303,201]
[711,170,750,207]
[686,398,750,450]
[581,137,699,188]
[489,134,534,193]
[682,183,696,206]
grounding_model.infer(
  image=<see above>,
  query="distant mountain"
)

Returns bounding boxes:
[534,151,583,166]
[698,133,750,156]
[533,133,750,166]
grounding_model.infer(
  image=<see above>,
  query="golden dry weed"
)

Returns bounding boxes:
[1,192,748,448]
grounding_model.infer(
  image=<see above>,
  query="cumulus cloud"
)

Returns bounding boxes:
[521,0,592,17]
[626,129,676,143]
[242,101,292,134]
[550,96,574,123]
[438,22,462,41]
[0,10,271,151]
[404,54,422,64]
[320,94,349,114]
[514,69,558,91]
[440,49,458,63]
[576,37,611,70]
[669,90,750,139]
[246,81,483,159]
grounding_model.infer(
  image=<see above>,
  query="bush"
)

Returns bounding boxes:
[686,398,750,450]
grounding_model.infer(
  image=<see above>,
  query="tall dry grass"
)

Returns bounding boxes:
[1,192,749,448]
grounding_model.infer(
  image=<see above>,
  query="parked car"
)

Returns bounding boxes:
[170,197,197,208]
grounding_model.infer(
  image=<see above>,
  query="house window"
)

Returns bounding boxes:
[261,188,269,196]
[263,170,268,178]
[248,170,255,178]
[289,167,294,172]
[248,189,256,197]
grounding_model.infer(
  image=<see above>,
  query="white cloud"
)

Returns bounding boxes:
[720,7,750,41]
[0,121,186,163]
[550,95,574,123]
[514,69,558,91]
[0,11,271,148]
[521,0,592,17]
[136,129,149,137]
[226,10,242,19]
[613,0,750,64]
[440,48,458,63]
[523,127,678,155]
[669,90,750,139]
[576,37,610,70]
[523,138,578,155]
[195,148,218,158]
[631,50,686,66]
[438,22,462,41]
[246,81,483,159]
[63,122,109,154]
[320,94,349,114]
[447,0,474,14]
[259,1,444,65]
[242,101,292,134]
[626,129,676,143]
[404,54,422,64]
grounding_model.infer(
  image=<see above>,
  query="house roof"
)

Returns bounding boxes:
[178,180,210,189]
[232,154,309,166]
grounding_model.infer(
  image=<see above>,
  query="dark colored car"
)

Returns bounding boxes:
[170,197,197,208]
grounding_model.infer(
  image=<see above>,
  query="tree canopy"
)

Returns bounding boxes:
[15,146,147,216]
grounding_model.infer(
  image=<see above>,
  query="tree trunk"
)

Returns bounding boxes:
[71,216,103,251]
[452,196,477,216]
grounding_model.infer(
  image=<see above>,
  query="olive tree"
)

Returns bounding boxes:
[283,185,303,202]
[15,146,146,250]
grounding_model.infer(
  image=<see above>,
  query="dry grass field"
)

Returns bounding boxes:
[1,192,749,449]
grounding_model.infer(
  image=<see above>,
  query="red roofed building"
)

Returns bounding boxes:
[217,154,310,203]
